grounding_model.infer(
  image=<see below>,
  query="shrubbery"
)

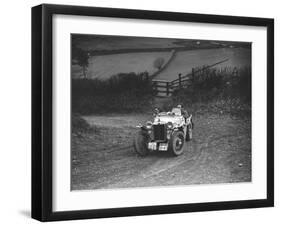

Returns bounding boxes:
[72,114,98,134]
[72,66,251,116]
[167,66,251,116]
[72,72,154,114]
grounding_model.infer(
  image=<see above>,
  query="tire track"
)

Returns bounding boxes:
[73,114,252,190]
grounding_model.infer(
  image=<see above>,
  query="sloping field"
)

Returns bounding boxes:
[155,47,251,81]
[72,51,172,79]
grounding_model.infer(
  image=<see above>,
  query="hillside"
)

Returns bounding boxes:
[72,51,173,79]
[155,47,251,81]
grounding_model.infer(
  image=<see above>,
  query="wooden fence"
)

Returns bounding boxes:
[152,59,229,97]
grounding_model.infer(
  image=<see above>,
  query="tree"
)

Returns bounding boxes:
[153,57,165,70]
[72,46,89,79]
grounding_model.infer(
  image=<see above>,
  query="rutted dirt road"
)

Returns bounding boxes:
[71,114,251,190]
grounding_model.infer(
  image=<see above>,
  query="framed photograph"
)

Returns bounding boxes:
[32,4,274,221]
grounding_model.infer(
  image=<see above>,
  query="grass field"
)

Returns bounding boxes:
[72,51,173,79]
[72,47,251,80]
[155,47,251,81]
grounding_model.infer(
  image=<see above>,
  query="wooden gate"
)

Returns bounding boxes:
[152,80,172,97]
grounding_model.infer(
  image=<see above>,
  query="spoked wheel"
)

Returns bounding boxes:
[169,131,185,156]
[134,131,149,156]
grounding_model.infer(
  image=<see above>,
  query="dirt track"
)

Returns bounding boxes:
[71,113,251,190]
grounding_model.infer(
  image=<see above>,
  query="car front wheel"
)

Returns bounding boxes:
[169,131,185,156]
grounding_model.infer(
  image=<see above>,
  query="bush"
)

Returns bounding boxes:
[172,66,251,116]
[72,72,154,114]
[72,114,98,134]
[153,57,165,70]
[222,67,251,102]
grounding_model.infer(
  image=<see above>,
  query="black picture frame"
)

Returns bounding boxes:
[32,3,274,222]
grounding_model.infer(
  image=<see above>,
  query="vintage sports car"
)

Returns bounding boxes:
[134,106,193,156]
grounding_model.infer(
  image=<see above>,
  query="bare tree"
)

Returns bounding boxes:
[153,57,165,70]
[72,46,89,79]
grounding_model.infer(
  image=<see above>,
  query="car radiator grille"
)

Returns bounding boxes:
[153,124,166,141]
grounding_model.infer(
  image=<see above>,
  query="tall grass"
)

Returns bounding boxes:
[72,72,154,114]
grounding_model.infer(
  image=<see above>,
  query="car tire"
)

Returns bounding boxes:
[169,131,185,156]
[134,131,149,156]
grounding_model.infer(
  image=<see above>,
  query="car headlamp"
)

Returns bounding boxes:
[146,121,153,130]
[167,122,173,129]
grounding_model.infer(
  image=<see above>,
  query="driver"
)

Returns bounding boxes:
[153,108,160,116]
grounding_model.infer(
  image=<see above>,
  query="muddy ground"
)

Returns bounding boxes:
[71,113,251,190]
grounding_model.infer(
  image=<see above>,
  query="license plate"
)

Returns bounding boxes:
[159,143,168,151]
[148,142,157,150]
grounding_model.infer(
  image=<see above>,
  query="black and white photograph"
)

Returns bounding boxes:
[71,34,252,190]
[30,2,274,222]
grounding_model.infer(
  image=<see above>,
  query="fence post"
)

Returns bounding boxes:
[166,82,169,96]
[145,73,149,81]
[192,68,195,82]
[152,81,156,95]
[233,67,238,76]
[179,73,182,89]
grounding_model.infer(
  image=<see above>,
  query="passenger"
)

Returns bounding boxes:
[177,105,189,122]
